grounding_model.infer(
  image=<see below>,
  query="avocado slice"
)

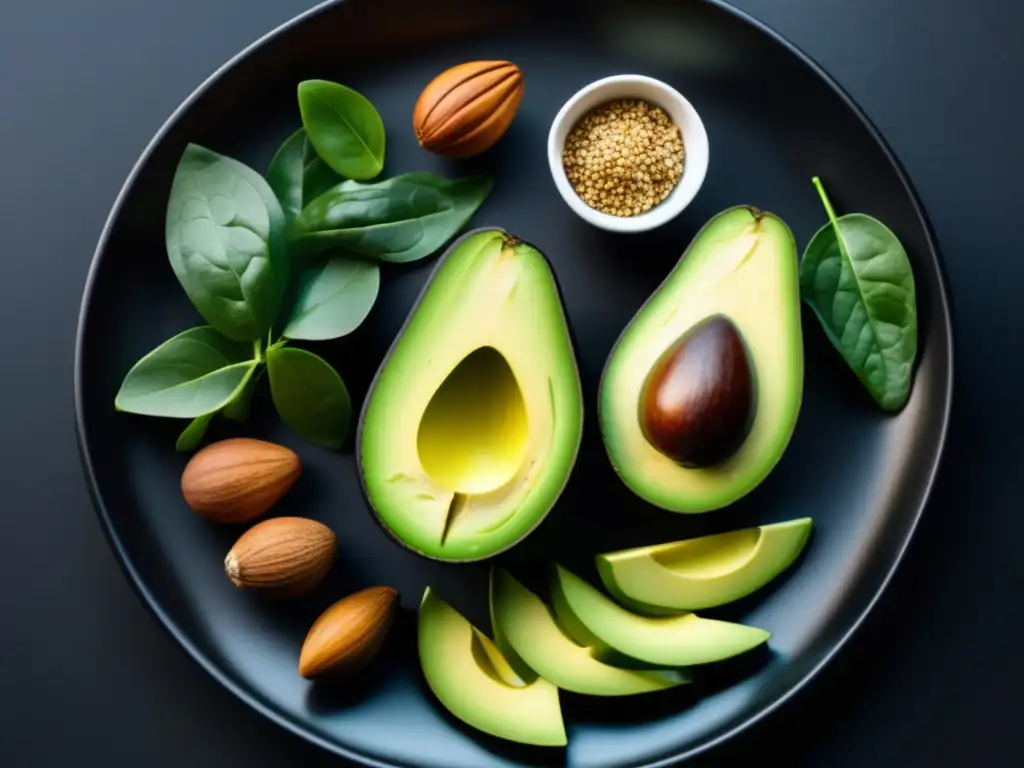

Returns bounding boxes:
[551,565,770,667]
[357,229,584,561]
[489,568,690,696]
[598,206,803,513]
[596,518,813,611]
[418,587,567,747]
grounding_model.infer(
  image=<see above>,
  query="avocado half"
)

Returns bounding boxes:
[489,568,690,696]
[551,565,770,667]
[357,229,584,562]
[598,206,803,513]
[596,518,813,612]
[418,587,567,747]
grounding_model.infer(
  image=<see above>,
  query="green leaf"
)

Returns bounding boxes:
[176,412,215,452]
[283,256,380,341]
[290,173,493,263]
[115,326,258,418]
[266,128,342,223]
[800,176,919,412]
[298,80,385,181]
[222,364,262,423]
[165,143,289,342]
[266,346,351,449]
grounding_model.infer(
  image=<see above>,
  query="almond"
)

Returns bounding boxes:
[224,517,336,596]
[181,437,300,523]
[298,586,399,680]
[412,60,524,158]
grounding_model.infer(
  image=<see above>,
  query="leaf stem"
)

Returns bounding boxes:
[253,338,264,363]
[812,176,840,226]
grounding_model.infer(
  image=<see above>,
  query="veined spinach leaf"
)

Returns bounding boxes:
[115,326,258,418]
[290,173,492,263]
[283,255,380,341]
[166,143,288,342]
[266,346,351,449]
[176,412,215,452]
[298,80,385,181]
[267,128,342,223]
[800,176,918,412]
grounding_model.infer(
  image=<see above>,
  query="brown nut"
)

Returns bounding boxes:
[180,438,300,524]
[298,586,400,680]
[224,517,336,597]
[413,60,524,158]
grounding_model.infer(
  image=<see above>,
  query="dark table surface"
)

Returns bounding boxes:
[1,0,1020,765]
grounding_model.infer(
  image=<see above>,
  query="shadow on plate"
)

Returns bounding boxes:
[563,644,775,726]
[309,609,567,764]
[406,662,570,767]
[305,608,417,713]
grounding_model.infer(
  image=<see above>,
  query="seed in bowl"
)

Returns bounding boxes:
[562,98,685,217]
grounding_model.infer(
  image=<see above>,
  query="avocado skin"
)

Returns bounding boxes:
[355,227,584,562]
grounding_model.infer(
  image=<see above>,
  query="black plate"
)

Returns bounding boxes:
[74,0,953,765]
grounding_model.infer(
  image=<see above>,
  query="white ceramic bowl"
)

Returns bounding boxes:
[547,74,710,233]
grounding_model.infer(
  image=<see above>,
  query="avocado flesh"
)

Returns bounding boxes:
[551,566,770,667]
[358,230,583,561]
[597,518,813,611]
[489,569,690,696]
[598,207,803,513]
[418,587,566,747]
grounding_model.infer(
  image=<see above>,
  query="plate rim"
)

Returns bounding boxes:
[72,0,956,765]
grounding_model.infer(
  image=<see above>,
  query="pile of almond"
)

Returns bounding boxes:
[181,437,398,681]
[168,59,528,689]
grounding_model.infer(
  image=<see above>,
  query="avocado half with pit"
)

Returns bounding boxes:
[489,568,690,696]
[357,229,584,561]
[596,518,813,612]
[551,565,770,667]
[598,206,803,513]
[418,587,566,747]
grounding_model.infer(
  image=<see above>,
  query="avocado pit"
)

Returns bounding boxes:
[638,314,755,468]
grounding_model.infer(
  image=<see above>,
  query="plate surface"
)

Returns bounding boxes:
[74,0,953,765]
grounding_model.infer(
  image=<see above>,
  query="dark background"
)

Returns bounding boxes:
[0,0,1019,765]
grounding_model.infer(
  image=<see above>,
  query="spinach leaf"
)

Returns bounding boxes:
[266,128,342,223]
[266,346,351,449]
[290,173,493,263]
[800,176,919,412]
[283,255,380,341]
[166,143,288,342]
[115,326,258,418]
[298,80,385,181]
[222,366,263,423]
[176,412,215,452]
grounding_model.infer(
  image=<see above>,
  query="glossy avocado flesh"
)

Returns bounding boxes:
[417,587,567,747]
[489,569,690,696]
[357,229,583,561]
[596,518,813,612]
[551,566,770,667]
[598,207,803,513]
